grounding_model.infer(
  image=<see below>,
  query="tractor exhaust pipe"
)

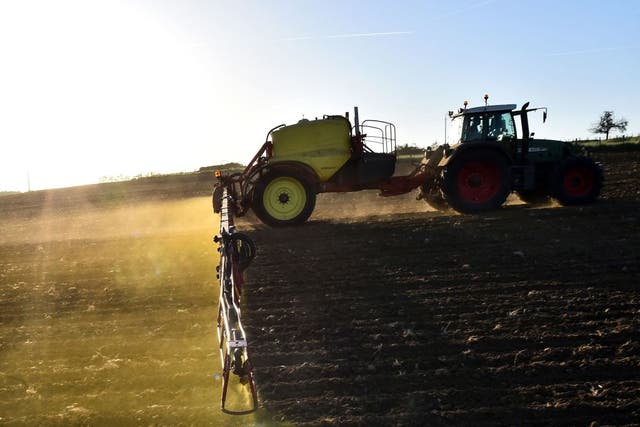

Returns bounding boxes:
[520,102,530,164]
[354,106,361,137]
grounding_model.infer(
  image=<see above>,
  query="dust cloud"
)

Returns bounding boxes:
[0,195,275,425]
[0,197,218,245]
[312,190,435,222]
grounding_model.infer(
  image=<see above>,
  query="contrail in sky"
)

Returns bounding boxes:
[280,31,412,42]
[545,46,631,56]
[430,0,498,21]
[279,0,498,42]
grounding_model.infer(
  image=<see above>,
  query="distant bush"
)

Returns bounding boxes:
[570,134,640,145]
[0,191,21,197]
[587,142,640,152]
[570,134,640,152]
[396,144,426,155]
[99,174,131,183]
[199,163,244,173]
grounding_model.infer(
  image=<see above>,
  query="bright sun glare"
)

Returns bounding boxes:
[0,1,217,191]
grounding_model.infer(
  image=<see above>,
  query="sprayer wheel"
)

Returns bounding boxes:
[252,170,316,227]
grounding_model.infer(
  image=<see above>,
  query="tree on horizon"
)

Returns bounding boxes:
[590,111,628,140]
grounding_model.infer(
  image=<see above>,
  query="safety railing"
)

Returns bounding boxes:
[360,119,397,154]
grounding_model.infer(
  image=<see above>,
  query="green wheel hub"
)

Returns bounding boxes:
[262,177,307,221]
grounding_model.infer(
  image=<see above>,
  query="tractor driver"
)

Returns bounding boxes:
[487,113,516,141]
[464,116,483,141]
[487,114,506,140]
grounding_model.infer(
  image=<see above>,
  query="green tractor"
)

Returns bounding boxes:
[418,98,603,212]
[213,100,603,226]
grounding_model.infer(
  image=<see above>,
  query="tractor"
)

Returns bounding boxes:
[213,99,603,226]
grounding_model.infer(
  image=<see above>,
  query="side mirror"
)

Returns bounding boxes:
[543,111,547,123]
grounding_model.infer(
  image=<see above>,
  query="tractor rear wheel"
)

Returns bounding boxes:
[442,150,511,213]
[252,170,316,227]
[551,156,603,205]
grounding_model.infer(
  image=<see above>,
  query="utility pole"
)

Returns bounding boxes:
[444,115,447,145]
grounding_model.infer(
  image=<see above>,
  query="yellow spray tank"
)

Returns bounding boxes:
[270,116,352,181]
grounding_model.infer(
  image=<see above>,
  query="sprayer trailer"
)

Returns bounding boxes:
[214,100,603,226]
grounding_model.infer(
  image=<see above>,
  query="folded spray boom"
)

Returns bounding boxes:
[213,187,258,414]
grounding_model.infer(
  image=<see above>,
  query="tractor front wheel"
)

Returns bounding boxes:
[252,170,316,227]
[551,156,603,205]
[442,150,511,213]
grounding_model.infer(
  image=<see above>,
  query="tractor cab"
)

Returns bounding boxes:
[450,104,518,144]
[448,100,551,166]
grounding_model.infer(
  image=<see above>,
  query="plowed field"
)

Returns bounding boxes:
[242,151,640,426]
[0,151,638,426]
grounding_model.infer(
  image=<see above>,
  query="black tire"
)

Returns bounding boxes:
[212,184,224,213]
[252,169,316,227]
[517,190,551,206]
[442,149,511,213]
[551,156,603,205]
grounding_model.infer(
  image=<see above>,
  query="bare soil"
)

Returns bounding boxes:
[0,196,268,425]
[1,151,638,426]
[241,151,640,426]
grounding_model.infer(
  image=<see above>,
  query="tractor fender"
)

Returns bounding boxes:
[438,142,513,168]
[261,161,321,192]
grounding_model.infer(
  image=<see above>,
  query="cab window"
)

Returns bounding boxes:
[462,115,484,141]
[487,112,516,140]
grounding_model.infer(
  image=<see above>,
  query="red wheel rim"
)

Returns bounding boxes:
[457,160,501,204]
[563,166,594,197]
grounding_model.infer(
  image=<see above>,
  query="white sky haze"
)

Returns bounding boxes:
[0,0,638,191]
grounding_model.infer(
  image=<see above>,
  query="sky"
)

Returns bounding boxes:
[0,0,638,191]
